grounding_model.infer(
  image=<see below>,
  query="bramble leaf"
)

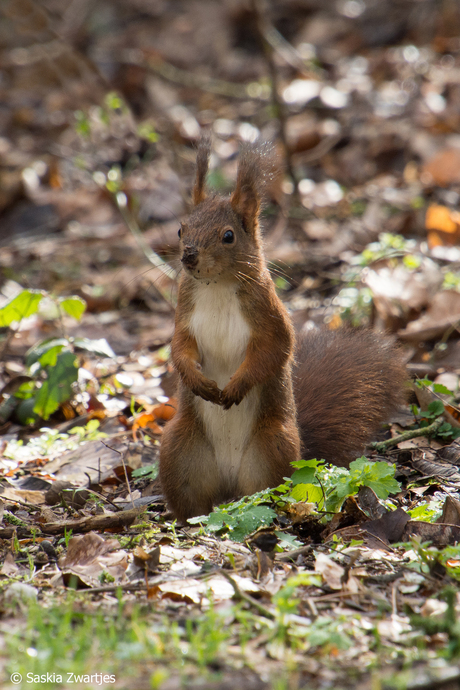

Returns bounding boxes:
[33,352,78,419]
[59,296,86,321]
[0,290,44,327]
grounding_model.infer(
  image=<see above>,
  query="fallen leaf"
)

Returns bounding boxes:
[1,552,19,576]
[314,553,344,590]
[59,531,128,588]
[401,521,460,547]
[422,148,460,187]
[398,290,460,342]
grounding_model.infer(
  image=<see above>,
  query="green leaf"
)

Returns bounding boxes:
[26,338,70,367]
[274,531,303,549]
[187,514,210,526]
[427,400,445,417]
[38,344,67,368]
[291,462,318,485]
[433,383,454,396]
[290,483,323,504]
[73,338,115,358]
[415,377,431,388]
[59,296,86,321]
[408,502,442,523]
[348,458,400,499]
[229,505,276,541]
[326,457,401,511]
[131,464,158,480]
[205,511,227,532]
[15,398,40,425]
[33,352,78,419]
[0,290,44,327]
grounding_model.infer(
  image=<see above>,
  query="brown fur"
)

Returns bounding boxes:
[294,329,406,466]
[159,139,407,522]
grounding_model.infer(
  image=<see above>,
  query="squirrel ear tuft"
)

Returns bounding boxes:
[231,142,278,234]
[192,135,211,206]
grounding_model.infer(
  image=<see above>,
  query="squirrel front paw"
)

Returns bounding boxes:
[191,377,222,405]
[221,381,247,410]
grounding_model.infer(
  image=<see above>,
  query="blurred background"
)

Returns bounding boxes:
[2,0,460,375]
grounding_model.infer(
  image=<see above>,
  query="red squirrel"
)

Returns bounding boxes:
[159,139,407,522]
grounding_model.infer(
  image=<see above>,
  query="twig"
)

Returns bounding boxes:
[261,24,317,77]
[101,440,135,510]
[220,569,275,620]
[275,544,312,562]
[369,417,444,453]
[294,133,343,165]
[113,192,177,308]
[41,506,142,535]
[251,0,299,197]
[122,49,268,101]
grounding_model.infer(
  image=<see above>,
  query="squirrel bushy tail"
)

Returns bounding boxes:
[294,328,407,467]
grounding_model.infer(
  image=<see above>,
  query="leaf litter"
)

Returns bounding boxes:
[3,0,460,688]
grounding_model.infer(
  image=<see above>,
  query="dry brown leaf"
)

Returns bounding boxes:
[59,531,128,588]
[363,259,442,326]
[398,290,460,342]
[0,486,46,505]
[286,501,316,523]
[437,496,460,526]
[401,521,460,547]
[133,545,160,573]
[1,552,20,577]
[426,204,460,248]
[314,553,344,590]
[422,148,460,187]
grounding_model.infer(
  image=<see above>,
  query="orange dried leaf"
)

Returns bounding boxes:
[152,399,177,421]
[425,204,460,234]
[132,413,163,436]
[426,204,460,248]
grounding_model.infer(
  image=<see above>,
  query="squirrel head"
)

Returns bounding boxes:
[178,137,278,285]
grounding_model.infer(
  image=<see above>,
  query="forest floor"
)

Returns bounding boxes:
[2,1,460,688]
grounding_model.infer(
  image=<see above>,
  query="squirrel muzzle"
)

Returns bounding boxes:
[181,245,199,270]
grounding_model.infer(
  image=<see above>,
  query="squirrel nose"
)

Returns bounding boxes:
[181,245,199,268]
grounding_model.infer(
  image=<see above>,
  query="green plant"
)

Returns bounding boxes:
[407,500,443,522]
[409,587,460,658]
[188,489,279,542]
[188,457,401,542]
[185,601,231,668]
[0,288,114,423]
[132,464,159,481]
[290,457,401,513]
[411,393,460,442]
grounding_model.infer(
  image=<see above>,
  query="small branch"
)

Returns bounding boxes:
[123,50,268,102]
[101,440,135,510]
[41,506,142,535]
[262,24,317,78]
[220,569,275,620]
[369,417,444,453]
[275,545,312,562]
[113,192,177,308]
[251,0,299,198]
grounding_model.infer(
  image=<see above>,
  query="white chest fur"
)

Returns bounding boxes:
[188,282,258,488]
[189,282,251,388]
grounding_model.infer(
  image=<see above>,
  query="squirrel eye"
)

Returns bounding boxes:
[222,230,234,244]
[178,227,182,239]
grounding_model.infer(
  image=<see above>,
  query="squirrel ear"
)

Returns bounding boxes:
[192,135,211,206]
[231,183,260,234]
[231,142,277,234]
